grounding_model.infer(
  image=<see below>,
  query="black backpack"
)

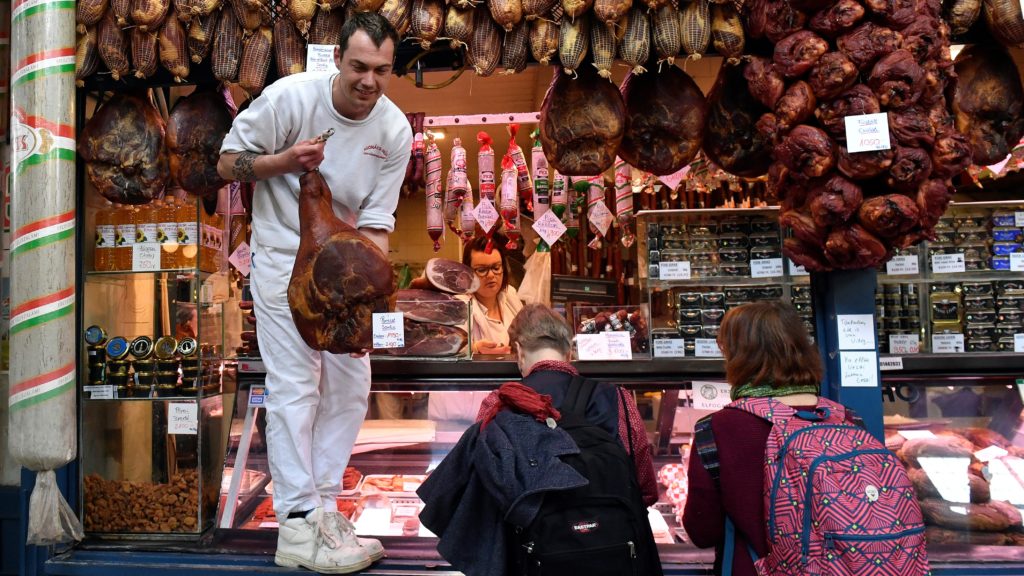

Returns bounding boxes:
[507,376,664,576]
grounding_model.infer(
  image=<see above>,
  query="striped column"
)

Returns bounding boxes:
[7,0,80,543]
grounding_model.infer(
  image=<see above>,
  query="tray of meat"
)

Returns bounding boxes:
[359,474,428,497]
[341,466,363,496]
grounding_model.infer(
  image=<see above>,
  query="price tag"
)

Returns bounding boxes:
[83,385,114,400]
[229,241,251,277]
[788,260,809,276]
[1016,211,1024,227]
[473,198,500,234]
[691,381,733,411]
[132,243,161,271]
[306,44,340,73]
[248,385,267,407]
[168,402,199,435]
[604,331,633,360]
[372,312,405,349]
[879,356,903,371]
[889,334,920,354]
[658,261,691,280]
[932,253,966,274]
[837,314,875,350]
[576,332,632,361]
[694,338,723,358]
[844,112,892,153]
[932,333,964,353]
[885,255,919,276]
[588,200,614,237]
[750,258,784,278]
[1015,333,1024,353]
[898,430,936,440]
[653,338,686,358]
[532,210,567,246]
[975,445,1009,462]
[840,351,879,388]
[1011,253,1024,272]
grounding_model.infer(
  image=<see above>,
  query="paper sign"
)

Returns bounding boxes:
[750,258,784,278]
[83,385,114,400]
[532,210,567,246]
[886,255,919,276]
[1011,253,1024,272]
[657,165,689,192]
[306,44,339,73]
[788,260,808,276]
[879,356,903,371]
[840,351,879,388]
[372,312,405,349]
[889,334,920,355]
[1015,333,1024,353]
[473,198,500,234]
[658,261,691,280]
[604,331,633,360]
[695,338,723,357]
[844,112,892,153]
[932,333,964,353]
[1016,211,1024,227]
[168,402,199,435]
[653,338,686,358]
[975,445,1009,462]
[588,200,614,237]
[691,381,733,411]
[229,241,251,277]
[932,253,966,274]
[898,430,937,440]
[576,333,632,361]
[837,314,875,350]
[248,385,267,407]
[132,243,161,271]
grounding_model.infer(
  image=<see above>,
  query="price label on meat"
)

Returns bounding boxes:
[889,334,920,354]
[844,113,891,153]
[1011,253,1024,272]
[885,255,919,275]
[658,261,691,280]
[372,312,405,349]
[788,260,809,276]
[306,44,340,73]
[588,199,614,237]
[653,338,686,358]
[473,198,500,234]
[931,253,966,274]
[750,258,783,278]
[132,243,161,271]
[695,338,723,357]
[576,332,632,361]
[932,333,964,353]
[168,402,199,435]
[532,209,567,246]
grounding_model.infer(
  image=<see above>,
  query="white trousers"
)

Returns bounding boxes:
[251,242,371,517]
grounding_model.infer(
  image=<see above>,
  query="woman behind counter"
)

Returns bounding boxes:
[461,234,523,355]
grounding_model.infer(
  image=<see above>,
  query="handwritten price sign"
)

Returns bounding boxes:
[372,312,405,349]
[844,113,891,153]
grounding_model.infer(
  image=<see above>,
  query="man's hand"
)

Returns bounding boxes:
[283,137,326,173]
[217,137,327,181]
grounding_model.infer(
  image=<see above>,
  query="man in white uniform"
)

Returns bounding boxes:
[218,12,412,574]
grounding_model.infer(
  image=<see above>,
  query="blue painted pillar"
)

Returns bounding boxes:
[810,269,883,440]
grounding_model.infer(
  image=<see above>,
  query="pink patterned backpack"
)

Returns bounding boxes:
[694,396,930,576]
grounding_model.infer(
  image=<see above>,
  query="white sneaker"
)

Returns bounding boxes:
[324,511,386,562]
[274,508,372,574]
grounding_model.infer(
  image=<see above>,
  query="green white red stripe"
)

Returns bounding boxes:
[12,111,76,173]
[10,286,75,335]
[11,210,74,256]
[12,0,75,24]
[12,48,75,88]
[9,362,75,412]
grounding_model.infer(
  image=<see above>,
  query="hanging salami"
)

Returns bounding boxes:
[614,158,635,247]
[424,136,444,251]
[443,137,470,235]
[506,123,534,212]
[477,131,496,203]
[499,154,521,249]
[460,183,478,241]
[531,128,550,223]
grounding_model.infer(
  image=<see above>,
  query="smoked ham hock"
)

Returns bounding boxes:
[79,91,169,204]
[288,170,395,354]
[539,64,626,175]
[952,44,1024,166]
[166,86,234,198]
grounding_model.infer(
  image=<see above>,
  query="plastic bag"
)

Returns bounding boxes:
[27,470,83,545]
[517,249,551,306]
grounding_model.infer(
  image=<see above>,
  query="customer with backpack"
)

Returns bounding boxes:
[682,301,930,576]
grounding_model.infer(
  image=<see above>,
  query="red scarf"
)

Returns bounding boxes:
[478,360,576,429]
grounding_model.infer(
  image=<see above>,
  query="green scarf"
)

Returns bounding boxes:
[730,380,819,401]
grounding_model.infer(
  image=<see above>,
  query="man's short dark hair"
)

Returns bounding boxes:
[338,11,400,60]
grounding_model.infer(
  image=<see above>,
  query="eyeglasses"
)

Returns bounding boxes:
[472,264,503,277]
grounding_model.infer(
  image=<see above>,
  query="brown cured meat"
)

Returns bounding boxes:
[816,84,881,139]
[381,320,468,356]
[807,52,857,100]
[756,112,784,144]
[931,130,972,179]
[288,171,395,353]
[890,106,935,148]
[745,0,769,39]
[807,174,862,227]
[901,17,945,62]
[824,224,889,269]
[773,31,828,79]
[920,60,954,107]
[868,50,925,110]
[915,179,951,231]
[763,0,807,43]
[744,56,785,109]
[79,92,168,205]
[928,103,955,132]
[420,258,480,294]
[618,66,706,175]
[784,236,830,271]
[165,87,234,198]
[953,44,1024,166]
[703,64,772,178]
[838,145,894,179]
[887,146,932,191]
[780,209,827,246]
[769,162,801,207]
[857,194,920,240]
[394,289,469,325]
[776,125,836,179]
[808,0,864,37]
[863,0,916,28]
[837,23,902,70]
[775,81,817,130]
[540,64,626,175]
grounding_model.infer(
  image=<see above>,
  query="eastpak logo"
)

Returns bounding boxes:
[571,520,599,534]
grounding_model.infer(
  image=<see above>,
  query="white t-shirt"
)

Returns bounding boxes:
[220,72,413,251]
[462,285,524,347]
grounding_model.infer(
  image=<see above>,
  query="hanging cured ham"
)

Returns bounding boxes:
[952,44,1024,166]
[165,86,234,198]
[288,170,395,353]
[539,64,626,175]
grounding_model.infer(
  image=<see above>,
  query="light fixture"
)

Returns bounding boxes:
[426,129,446,141]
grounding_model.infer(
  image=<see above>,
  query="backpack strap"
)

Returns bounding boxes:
[562,374,598,420]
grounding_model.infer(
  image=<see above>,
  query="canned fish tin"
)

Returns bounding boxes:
[966,337,993,352]
[701,309,726,326]
[994,324,1022,339]
[991,255,1011,270]
[718,233,748,249]
[719,263,751,277]
[725,287,751,302]
[84,325,107,346]
[105,336,129,361]
[997,337,1017,352]
[965,323,996,340]
[702,292,726,308]
[991,210,1017,227]
[992,242,1022,256]
[997,280,1024,294]
[130,336,154,360]
[719,248,748,263]
[965,309,996,324]
[678,325,703,338]
[678,309,702,326]
[749,219,778,233]
[719,219,750,235]
[961,282,993,296]
[963,295,994,311]
[999,309,1024,324]
[678,292,703,307]
[154,336,178,359]
[992,227,1023,242]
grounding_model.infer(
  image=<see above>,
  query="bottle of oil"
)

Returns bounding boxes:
[135,200,158,246]
[94,201,115,271]
[157,196,178,269]
[113,203,136,270]
[177,195,198,269]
